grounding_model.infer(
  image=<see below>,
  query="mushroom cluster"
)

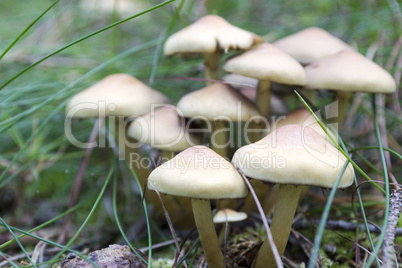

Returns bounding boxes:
[64,15,396,268]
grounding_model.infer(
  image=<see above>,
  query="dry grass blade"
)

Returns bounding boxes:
[149,181,181,253]
[236,167,283,268]
[58,118,104,245]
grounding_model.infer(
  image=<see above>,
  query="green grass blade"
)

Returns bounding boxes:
[112,170,148,265]
[0,248,19,267]
[176,237,200,267]
[0,203,83,249]
[0,0,61,60]
[307,161,350,268]
[0,223,98,266]
[0,40,158,184]
[50,166,115,263]
[125,162,152,268]
[149,0,185,84]
[0,39,158,134]
[0,100,66,185]
[351,146,402,160]
[365,94,391,267]
[294,90,385,194]
[353,172,381,267]
[0,217,37,268]
[0,0,176,91]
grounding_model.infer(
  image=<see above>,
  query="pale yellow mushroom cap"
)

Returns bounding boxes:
[164,15,262,56]
[273,27,353,65]
[305,50,396,93]
[223,43,306,85]
[213,208,247,223]
[148,146,248,199]
[66,74,170,118]
[177,83,261,121]
[232,125,354,188]
[127,105,202,152]
[268,108,337,145]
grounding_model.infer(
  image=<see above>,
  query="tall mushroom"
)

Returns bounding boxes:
[177,82,260,158]
[232,125,355,268]
[164,15,262,83]
[223,43,306,121]
[304,49,396,124]
[148,146,248,268]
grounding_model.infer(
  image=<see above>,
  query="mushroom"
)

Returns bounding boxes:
[273,27,353,66]
[148,146,248,268]
[67,73,169,118]
[177,82,260,158]
[66,74,198,229]
[127,105,202,161]
[213,208,247,245]
[304,49,396,124]
[223,43,306,121]
[164,15,262,83]
[232,125,355,268]
[66,73,170,159]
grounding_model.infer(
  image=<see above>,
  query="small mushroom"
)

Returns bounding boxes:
[148,146,248,268]
[213,208,247,245]
[232,125,355,268]
[164,15,262,83]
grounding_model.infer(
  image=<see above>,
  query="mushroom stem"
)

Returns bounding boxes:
[192,199,224,268]
[254,184,307,268]
[211,120,228,158]
[256,80,272,119]
[335,91,353,125]
[204,51,222,84]
[161,151,175,163]
[247,120,265,143]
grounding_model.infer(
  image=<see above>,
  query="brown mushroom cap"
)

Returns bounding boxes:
[232,124,354,188]
[274,27,353,65]
[148,146,248,199]
[305,50,396,93]
[177,83,261,121]
[127,106,202,152]
[66,74,170,118]
[223,43,306,85]
[164,15,262,56]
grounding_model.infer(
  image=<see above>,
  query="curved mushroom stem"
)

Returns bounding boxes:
[192,199,224,268]
[256,80,272,119]
[211,120,228,158]
[336,91,353,126]
[254,184,307,268]
[204,51,222,84]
